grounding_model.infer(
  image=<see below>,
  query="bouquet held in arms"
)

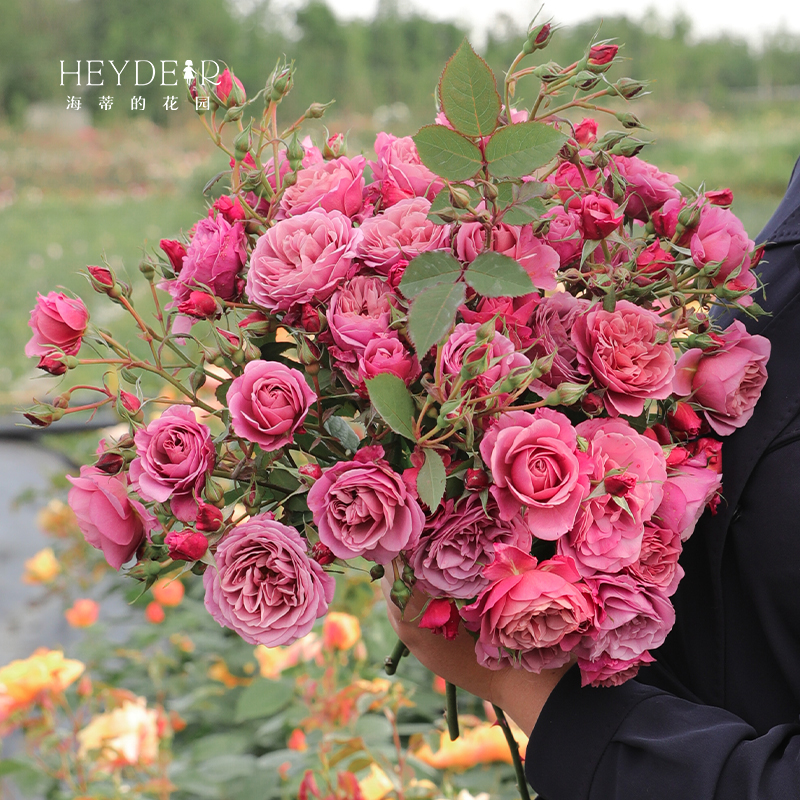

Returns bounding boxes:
[23,22,770,700]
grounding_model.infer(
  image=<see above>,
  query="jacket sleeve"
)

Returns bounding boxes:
[525,666,800,799]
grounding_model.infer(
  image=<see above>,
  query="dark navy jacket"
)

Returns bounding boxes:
[527,158,800,799]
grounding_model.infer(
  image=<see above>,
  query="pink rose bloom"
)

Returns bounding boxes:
[690,205,756,293]
[227,360,316,451]
[574,118,598,146]
[572,299,676,417]
[25,292,89,360]
[674,320,770,436]
[549,155,601,206]
[579,573,675,663]
[542,206,583,266]
[357,335,420,385]
[246,209,360,313]
[203,514,334,646]
[327,275,394,355]
[307,446,425,564]
[578,651,655,688]
[626,521,684,595]
[409,495,532,599]
[657,461,722,541]
[357,197,450,274]
[370,133,444,206]
[169,215,248,304]
[480,409,591,538]
[280,155,367,220]
[559,417,667,575]
[580,193,623,240]
[460,293,540,349]
[461,548,596,672]
[129,406,215,522]
[67,466,154,570]
[613,156,681,221]
[635,240,675,283]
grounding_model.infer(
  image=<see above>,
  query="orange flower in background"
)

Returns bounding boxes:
[65,598,99,628]
[323,612,362,651]
[36,499,78,538]
[254,632,322,679]
[287,727,307,751]
[207,660,253,688]
[152,576,185,607]
[413,722,528,771]
[22,547,61,584]
[432,675,447,695]
[145,602,165,624]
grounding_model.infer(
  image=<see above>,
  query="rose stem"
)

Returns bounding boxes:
[492,704,531,800]
[445,681,460,741]
[383,637,409,676]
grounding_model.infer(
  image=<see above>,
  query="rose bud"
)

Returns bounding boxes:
[418,598,460,640]
[587,43,619,70]
[574,117,598,146]
[215,68,246,106]
[37,353,69,376]
[524,22,553,54]
[178,290,219,319]
[323,132,345,160]
[300,303,324,333]
[299,463,324,482]
[238,311,272,336]
[95,451,125,474]
[667,401,703,438]
[165,530,209,561]
[196,502,224,532]
[310,541,336,565]
[666,446,690,468]
[464,468,489,491]
[87,265,114,290]
[604,472,637,497]
[706,188,734,207]
[580,194,623,240]
[160,239,187,274]
[119,391,141,415]
[212,195,246,223]
[23,404,65,427]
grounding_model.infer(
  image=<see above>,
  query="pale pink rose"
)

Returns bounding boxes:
[370,133,443,206]
[613,156,681,221]
[461,548,596,672]
[690,206,756,293]
[656,462,722,541]
[67,467,154,570]
[307,446,425,564]
[480,409,591,538]
[578,651,655,688]
[572,299,675,417]
[460,294,540,349]
[357,197,450,274]
[129,406,215,522]
[409,495,532,599]
[357,335,420,385]
[227,360,316,451]
[326,275,394,355]
[246,209,360,313]
[626,521,684,594]
[25,292,89,360]
[673,320,770,436]
[542,206,583,266]
[280,155,367,220]
[203,514,334,647]
[559,418,667,575]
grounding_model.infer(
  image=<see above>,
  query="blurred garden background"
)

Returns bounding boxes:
[1,1,800,797]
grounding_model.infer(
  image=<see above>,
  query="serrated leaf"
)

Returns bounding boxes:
[501,197,547,225]
[439,39,501,137]
[429,185,481,215]
[463,252,535,297]
[234,679,293,723]
[365,373,417,440]
[408,282,467,358]
[485,122,567,178]
[413,125,483,182]
[324,416,361,453]
[417,450,446,511]
[399,251,462,299]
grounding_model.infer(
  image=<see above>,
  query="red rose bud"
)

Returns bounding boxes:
[118,391,141,415]
[215,68,246,106]
[588,43,619,69]
[523,22,553,53]
[605,472,636,496]
[666,446,690,468]
[464,468,489,491]
[87,265,114,288]
[688,437,723,473]
[300,303,324,333]
[667,401,703,438]
[310,541,336,565]
[178,291,219,319]
[23,404,64,428]
[165,530,209,561]
[387,259,408,291]
[196,502,224,532]
[323,132,345,160]
[580,393,604,416]
[37,353,69,375]
[611,77,647,99]
[419,598,460,640]
[574,117,598,146]
[238,311,272,336]
[636,240,675,281]
[160,239,186,274]
[95,451,125,474]
[751,245,765,269]
[580,194,623,240]
[299,463,324,482]
[706,188,734,207]
[212,195,246,223]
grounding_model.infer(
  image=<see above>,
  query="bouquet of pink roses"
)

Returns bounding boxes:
[23,20,770,698]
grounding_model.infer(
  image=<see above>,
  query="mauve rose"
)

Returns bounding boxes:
[673,319,770,436]
[357,197,450,274]
[461,548,595,672]
[203,514,334,646]
[542,206,583,266]
[656,461,722,542]
[307,446,425,564]
[580,194,623,240]
[409,494,532,599]
[559,417,667,575]
[170,215,248,304]
[67,466,153,570]
[626,521,684,595]
[327,275,394,355]
[25,292,89,360]
[280,156,366,220]
[246,209,360,313]
[370,133,443,206]
[690,205,756,293]
[227,360,316,451]
[129,406,215,522]
[480,408,591,538]
[572,299,676,417]
[358,336,420,385]
[578,651,655,688]
[529,292,589,389]
[613,156,681,221]
[460,293,540,349]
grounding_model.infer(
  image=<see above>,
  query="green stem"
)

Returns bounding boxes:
[492,704,531,800]
[445,681,459,741]
[384,637,409,676]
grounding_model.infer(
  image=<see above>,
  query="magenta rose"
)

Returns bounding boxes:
[203,514,334,646]
[460,293,540,349]
[129,406,215,522]
[370,133,443,206]
[542,206,583,266]
[572,299,676,417]
[691,206,756,294]
[67,466,154,570]
[357,336,420,385]
[578,651,655,688]
[656,461,722,541]
[327,275,394,355]
[357,197,450,274]
[580,193,623,240]
[626,521,684,595]
[559,417,667,575]
[409,494,532,599]
[613,156,681,221]
[280,155,367,220]
[674,320,770,436]
[227,360,316,451]
[246,209,360,313]
[549,156,601,206]
[25,292,89,362]
[480,408,591,538]
[307,446,425,564]
[461,548,596,672]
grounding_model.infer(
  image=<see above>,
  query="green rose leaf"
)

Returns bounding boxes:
[399,251,462,299]
[365,373,417,441]
[323,416,361,453]
[463,251,535,297]
[413,125,484,182]
[485,122,567,178]
[417,449,447,511]
[234,679,293,723]
[438,39,502,138]
[501,197,548,225]
[408,281,467,359]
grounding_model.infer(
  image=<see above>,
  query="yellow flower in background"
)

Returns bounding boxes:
[22,547,61,584]
[65,598,100,628]
[413,722,528,771]
[254,632,321,679]
[322,611,362,651]
[358,763,395,800]
[77,697,159,769]
[36,499,78,538]
[207,660,253,688]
